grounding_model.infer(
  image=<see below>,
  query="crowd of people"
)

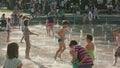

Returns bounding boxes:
[0,0,120,68]
[0,11,120,68]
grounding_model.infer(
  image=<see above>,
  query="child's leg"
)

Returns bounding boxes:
[58,41,66,59]
[50,26,54,37]
[25,40,31,59]
[20,35,24,43]
[48,27,51,36]
[6,32,10,42]
[54,43,62,60]
[46,26,49,35]
[113,57,118,66]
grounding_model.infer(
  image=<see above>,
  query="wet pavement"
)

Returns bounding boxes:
[0,23,120,68]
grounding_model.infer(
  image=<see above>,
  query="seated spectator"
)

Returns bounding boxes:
[107,3,113,14]
[1,13,6,21]
[115,4,119,13]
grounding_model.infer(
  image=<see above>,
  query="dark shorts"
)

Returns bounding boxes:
[79,65,93,68]
[115,46,120,57]
[22,30,24,32]
[58,38,62,43]
[6,30,10,32]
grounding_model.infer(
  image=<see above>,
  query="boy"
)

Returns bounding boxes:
[69,40,93,68]
[54,20,69,60]
[85,34,95,60]
[112,29,120,66]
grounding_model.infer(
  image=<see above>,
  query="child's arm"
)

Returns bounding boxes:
[46,19,48,26]
[65,28,70,33]
[18,64,22,68]
[112,41,118,45]
[70,50,78,63]
[27,27,38,36]
[78,56,88,66]
[91,43,94,50]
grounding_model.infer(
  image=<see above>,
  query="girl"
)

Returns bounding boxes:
[6,18,11,42]
[85,34,95,60]
[23,20,38,59]
[3,42,22,68]
[18,15,22,29]
[112,29,120,66]
[20,16,26,43]
[46,12,55,37]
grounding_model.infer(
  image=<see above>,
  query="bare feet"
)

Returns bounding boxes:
[6,40,10,42]
[113,63,116,66]
[25,56,30,60]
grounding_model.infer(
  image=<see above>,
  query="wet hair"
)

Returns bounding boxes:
[112,29,119,33]
[7,42,19,59]
[24,20,29,26]
[22,16,26,20]
[8,18,11,22]
[2,13,5,16]
[86,34,93,41]
[69,40,78,47]
[19,15,23,18]
[62,20,68,25]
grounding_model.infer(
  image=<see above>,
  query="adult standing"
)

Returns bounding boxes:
[93,6,99,20]
[88,11,93,26]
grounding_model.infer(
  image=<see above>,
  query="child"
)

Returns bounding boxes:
[85,34,95,60]
[20,16,26,43]
[54,20,69,60]
[69,41,80,68]
[6,18,11,42]
[18,15,23,29]
[69,40,93,68]
[88,11,93,26]
[46,12,55,37]
[112,29,120,66]
[23,20,38,59]
[82,13,87,28]
[3,42,22,68]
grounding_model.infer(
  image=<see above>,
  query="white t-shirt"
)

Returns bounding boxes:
[4,58,22,68]
[88,11,93,21]
[6,22,10,31]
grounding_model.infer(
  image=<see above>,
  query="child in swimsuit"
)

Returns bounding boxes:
[46,12,55,36]
[112,29,120,66]
[6,18,11,42]
[23,20,38,59]
[54,20,69,60]
[20,16,26,43]
[85,34,95,60]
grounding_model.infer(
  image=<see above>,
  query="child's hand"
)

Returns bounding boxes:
[77,62,82,66]
[71,60,74,63]
[35,34,39,36]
